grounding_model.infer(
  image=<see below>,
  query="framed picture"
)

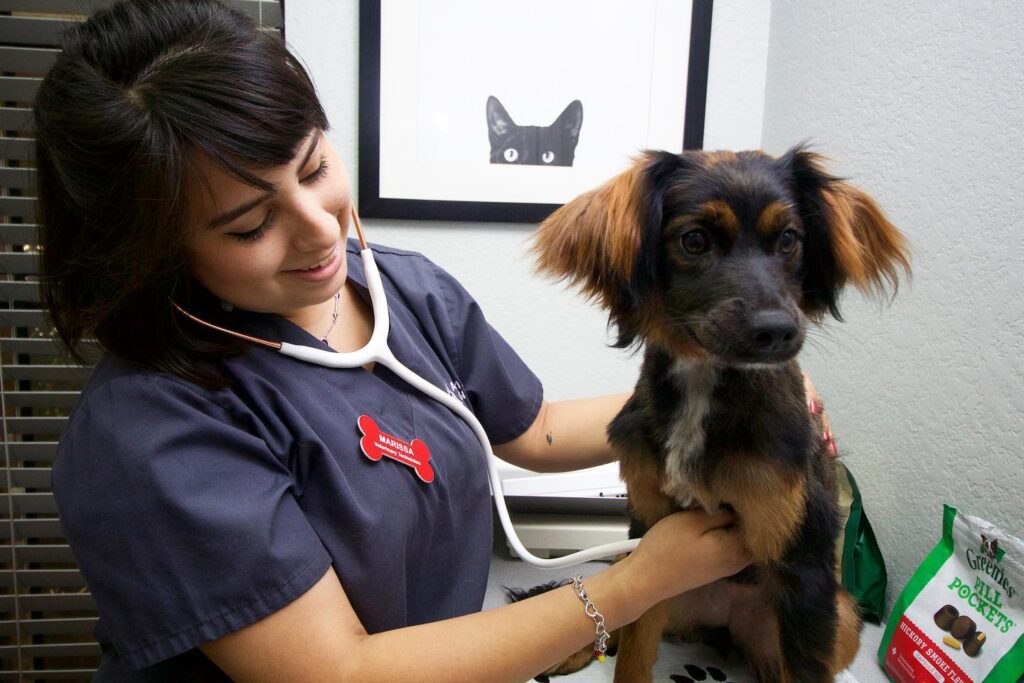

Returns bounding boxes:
[358,0,713,223]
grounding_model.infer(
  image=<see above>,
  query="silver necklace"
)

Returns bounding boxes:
[320,290,341,344]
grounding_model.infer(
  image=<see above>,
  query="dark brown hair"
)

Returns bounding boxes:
[34,0,329,386]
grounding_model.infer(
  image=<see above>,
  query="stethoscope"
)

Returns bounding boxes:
[173,205,639,568]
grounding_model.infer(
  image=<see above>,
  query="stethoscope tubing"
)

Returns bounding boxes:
[282,248,640,568]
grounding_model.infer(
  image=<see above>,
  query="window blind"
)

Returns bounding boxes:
[0,2,284,679]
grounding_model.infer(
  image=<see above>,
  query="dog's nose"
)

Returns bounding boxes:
[749,310,798,352]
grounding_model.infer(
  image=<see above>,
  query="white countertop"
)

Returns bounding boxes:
[485,550,890,682]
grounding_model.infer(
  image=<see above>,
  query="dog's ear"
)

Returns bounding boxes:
[531,151,686,344]
[783,145,910,320]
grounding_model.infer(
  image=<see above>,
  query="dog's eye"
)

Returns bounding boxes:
[681,229,711,255]
[778,229,800,254]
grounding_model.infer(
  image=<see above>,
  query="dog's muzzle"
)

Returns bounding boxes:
[748,309,801,357]
[693,303,806,364]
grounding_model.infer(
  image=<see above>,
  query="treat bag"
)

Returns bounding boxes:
[878,505,1024,683]
[835,461,888,623]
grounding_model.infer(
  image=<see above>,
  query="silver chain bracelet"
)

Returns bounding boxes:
[570,574,610,663]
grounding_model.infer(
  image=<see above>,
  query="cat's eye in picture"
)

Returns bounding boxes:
[487,96,582,167]
[359,0,713,222]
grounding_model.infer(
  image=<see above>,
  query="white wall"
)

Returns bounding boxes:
[761,1,1024,595]
[284,0,771,404]
[703,0,771,151]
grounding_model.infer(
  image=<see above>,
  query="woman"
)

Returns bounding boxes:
[36,1,753,680]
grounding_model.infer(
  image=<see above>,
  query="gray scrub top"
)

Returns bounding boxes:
[52,241,543,678]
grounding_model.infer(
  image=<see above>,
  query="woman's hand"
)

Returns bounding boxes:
[619,508,751,614]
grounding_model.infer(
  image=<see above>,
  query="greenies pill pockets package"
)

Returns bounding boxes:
[878,505,1023,683]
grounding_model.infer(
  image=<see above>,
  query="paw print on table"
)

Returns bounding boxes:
[671,664,731,683]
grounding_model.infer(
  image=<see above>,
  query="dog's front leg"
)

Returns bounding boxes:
[830,589,862,675]
[772,562,847,683]
[613,600,670,683]
[696,454,806,563]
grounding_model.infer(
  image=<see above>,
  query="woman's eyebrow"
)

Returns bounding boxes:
[207,132,322,229]
[207,191,274,229]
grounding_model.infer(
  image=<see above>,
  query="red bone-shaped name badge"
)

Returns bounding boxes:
[357,415,434,483]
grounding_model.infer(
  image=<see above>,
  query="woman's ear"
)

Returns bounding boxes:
[784,146,911,320]
[531,151,684,334]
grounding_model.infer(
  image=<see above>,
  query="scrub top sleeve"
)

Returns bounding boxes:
[428,262,543,445]
[51,374,331,671]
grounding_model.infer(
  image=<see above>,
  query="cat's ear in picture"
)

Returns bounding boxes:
[486,96,516,142]
[552,99,583,138]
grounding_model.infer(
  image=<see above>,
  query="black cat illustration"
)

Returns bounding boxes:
[486,95,583,166]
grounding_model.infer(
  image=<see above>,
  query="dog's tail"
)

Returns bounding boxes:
[503,579,572,604]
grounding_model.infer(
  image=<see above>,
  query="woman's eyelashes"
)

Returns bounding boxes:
[302,155,328,184]
[231,212,274,243]
[228,155,330,243]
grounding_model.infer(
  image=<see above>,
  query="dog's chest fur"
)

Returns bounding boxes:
[662,359,717,506]
[612,347,812,514]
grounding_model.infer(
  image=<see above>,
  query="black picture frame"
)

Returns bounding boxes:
[358,0,714,224]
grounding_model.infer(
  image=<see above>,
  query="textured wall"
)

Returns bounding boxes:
[761,2,1024,598]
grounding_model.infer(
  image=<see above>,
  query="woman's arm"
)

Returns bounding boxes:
[201,507,748,683]
[493,393,630,473]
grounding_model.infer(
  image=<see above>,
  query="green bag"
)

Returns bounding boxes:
[835,461,888,623]
[877,505,1024,683]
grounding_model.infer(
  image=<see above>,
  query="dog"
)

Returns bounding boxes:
[526,146,909,682]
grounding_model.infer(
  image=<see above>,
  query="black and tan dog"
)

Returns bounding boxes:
[528,147,909,682]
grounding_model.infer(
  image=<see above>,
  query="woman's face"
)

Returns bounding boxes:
[185,130,351,321]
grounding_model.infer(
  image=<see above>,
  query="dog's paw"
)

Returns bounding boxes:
[670,664,732,683]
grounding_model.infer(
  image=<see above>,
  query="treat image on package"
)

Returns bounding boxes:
[942,634,963,650]
[878,506,1023,683]
[935,604,959,630]
[933,606,992,657]
[951,614,978,641]
[964,632,986,658]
